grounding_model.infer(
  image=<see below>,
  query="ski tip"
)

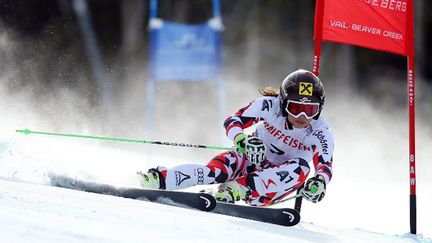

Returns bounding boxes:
[282,209,301,226]
[198,193,217,211]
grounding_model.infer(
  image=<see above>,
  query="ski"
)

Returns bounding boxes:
[212,202,301,227]
[49,174,216,212]
[49,174,300,226]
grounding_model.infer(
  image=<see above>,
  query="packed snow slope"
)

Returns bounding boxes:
[0,178,429,243]
[0,133,431,243]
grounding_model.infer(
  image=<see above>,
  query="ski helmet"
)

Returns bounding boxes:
[279,69,325,119]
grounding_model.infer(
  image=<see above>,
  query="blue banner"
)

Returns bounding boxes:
[149,20,222,82]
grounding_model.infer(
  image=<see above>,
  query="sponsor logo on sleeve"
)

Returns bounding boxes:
[261,99,273,111]
[312,130,329,155]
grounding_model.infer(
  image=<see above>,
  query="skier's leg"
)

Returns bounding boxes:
[142,150,250,190]
[237,159,311,206]
[206,150,253,183]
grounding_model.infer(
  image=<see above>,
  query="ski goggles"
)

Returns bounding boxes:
[285,100,320,119]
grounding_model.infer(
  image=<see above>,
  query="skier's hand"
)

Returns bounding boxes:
[245,135,266,165]
[301,175,326,203]
[234,133,247,153]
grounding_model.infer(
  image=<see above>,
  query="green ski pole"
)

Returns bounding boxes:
[16,128,236,151]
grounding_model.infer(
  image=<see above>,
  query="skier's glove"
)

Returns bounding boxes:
[301,175,326,203]
[245,135,266,165]
[234,133,247,153]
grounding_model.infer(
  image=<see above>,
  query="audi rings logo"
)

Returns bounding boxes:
[197,168,204,185]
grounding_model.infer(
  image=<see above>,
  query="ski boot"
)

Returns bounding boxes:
[215,181,249,203]
[137,167,166,189]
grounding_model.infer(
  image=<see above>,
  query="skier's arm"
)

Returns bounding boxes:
[224,97,271,141]
[310,128,334,185]
[293,128,333,203]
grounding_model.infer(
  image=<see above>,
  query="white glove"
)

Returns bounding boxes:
[301,175,326,203]
[245,135,266,165]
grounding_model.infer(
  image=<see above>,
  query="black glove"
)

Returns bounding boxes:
[301,175,326,203]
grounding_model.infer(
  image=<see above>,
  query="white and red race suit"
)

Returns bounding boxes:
[158,95,334,206]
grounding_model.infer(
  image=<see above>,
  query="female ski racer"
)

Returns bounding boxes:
[138,69,334,206]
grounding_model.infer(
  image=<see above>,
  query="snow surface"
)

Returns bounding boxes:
[0,132,431,243]
[0,178,429,243]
